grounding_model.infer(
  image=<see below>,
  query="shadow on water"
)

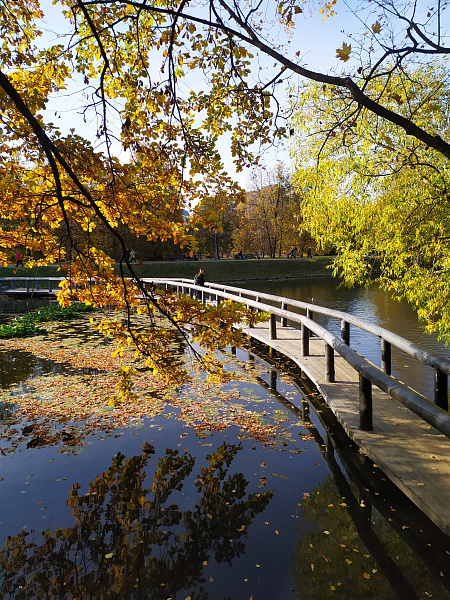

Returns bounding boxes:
[248,340,450,600]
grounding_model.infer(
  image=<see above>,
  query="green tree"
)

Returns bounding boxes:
[290,62,450,338]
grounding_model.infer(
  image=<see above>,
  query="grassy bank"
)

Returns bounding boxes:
[0,256,335,282]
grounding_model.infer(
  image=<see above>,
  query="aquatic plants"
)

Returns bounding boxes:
[0,303,94,339]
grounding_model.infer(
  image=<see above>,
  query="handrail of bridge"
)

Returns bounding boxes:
[0,277,63,293]
[152,277,450,403]
[148,277,450,438]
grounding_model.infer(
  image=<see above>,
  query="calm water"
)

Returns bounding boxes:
[0,283,449,599]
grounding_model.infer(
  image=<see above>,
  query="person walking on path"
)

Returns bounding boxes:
[194,268,205,299]
[15,250,24,267]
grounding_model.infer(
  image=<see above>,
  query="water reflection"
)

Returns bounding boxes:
[0,297,57,319]
[0,443,272,600]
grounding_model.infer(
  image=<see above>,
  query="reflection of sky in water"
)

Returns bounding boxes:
[245,278,450,399]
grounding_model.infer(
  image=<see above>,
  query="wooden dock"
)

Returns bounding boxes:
[237,318,450,535]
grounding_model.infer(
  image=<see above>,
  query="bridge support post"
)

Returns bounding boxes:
[325,344,335,382]
[434,367,448,411]
[281,302,288,327]
[325,432,334,457]
[359,374,373,431]
[381,339,391,375]
[341,320,350,345]
[301,322,310,356]
[270,314,277,340]
[270,369,277,390]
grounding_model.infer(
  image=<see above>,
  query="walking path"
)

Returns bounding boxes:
[3,275,450,534]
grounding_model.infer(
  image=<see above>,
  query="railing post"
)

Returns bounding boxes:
[281,301,288,327]
[301,321,310,357]
[49,279,53,293]
[359,373,373,431]
[325,344,335,383]
[36,280,40,291]
[325,432,334,458]
[270,314,277,340]
[307,308,315,337]
[381,339,391,376]
[341,320,350,345]
[248,306,254,328]
[434,367,448,411]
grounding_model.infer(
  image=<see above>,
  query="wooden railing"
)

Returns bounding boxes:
[149,278,450,438]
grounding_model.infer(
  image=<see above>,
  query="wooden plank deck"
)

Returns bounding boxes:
[237,319,450,535]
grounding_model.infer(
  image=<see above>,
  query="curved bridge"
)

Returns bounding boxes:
[151,277,450,535]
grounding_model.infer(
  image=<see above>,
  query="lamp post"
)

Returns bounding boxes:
[214,231,219,260]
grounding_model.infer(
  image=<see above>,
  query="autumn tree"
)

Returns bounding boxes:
[191,193,239,258]
[234,165,313,257]
[1,0,450,376]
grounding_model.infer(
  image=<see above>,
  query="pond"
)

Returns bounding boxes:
[0,288,449,599]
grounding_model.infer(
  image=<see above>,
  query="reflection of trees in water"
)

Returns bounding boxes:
[291,478,450,600]
[0,443,273,599]
[0,349,75,393]
[0,350,37,391]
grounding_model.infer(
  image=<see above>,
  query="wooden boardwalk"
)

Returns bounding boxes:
[237,318,450,535]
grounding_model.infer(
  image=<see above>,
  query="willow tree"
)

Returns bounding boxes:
[1,0,450,378]
[290,61,450,338]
